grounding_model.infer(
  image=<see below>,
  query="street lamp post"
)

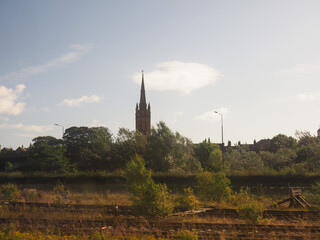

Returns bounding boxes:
[54,123,64,138]
[214,111,224,145]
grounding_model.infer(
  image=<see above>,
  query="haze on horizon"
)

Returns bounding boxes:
[1,0,320,148]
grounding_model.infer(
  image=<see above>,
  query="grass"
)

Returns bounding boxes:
[1,181,320,239]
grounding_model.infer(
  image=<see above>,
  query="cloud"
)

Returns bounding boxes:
[171,112,183,124]
[271,64,320,76]
[0,84,26,115]
[132,61,222,95]
[0,44,94,82]
[195,107,230,121]
[275,92,320,102]
[296,92,320,101]
[0,116,9,122]
[0,123,54,133]
[60,95,101,107]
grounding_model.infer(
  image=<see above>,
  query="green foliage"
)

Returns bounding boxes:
[53,181,70,204]
[145,121,201,173]
[175,187,200,210]
[295,131,320,171]
[233,187,263,223]
[304,181,320,208]
[64,126,113,171]
[196,171,231,202]
[173,230,198,240]
[224,146,264,174]
[4,162,13,172]
[237,199,263,223]
[0,184,19,201]
[194,140,222,171]
[125,155,153,196]
[28,142,72,173]
[260,148,296,171]
[270,134,297,153]
[112,128,147,170]
[125,155,174,217]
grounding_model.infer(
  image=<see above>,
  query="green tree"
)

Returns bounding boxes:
[295,131,320,171]
[125,155,174,217]
[224,145,264,174]
[260,148,296,171]
[269,134,297,153]
[196,171,231,202]
[27,140,71,173]
[145,121,176,172]
[32,136,63,147]
[194,140,222,171]
[145,121,201,173]
[112,128,147,170]
[63,126,113,171]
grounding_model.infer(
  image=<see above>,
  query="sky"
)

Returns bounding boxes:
[1,0,320,148]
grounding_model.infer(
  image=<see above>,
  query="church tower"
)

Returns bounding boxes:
[136,71,151,134]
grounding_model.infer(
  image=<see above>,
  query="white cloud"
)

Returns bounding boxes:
[174,112,183,118]
[195,107,230,121]
[297,92,320,101]
[0,84,26,115]
[0,116,10,122]
[275,92,320,102]
[60,95,101,107]
[132,61,222,95]
[0,123,54,133]
[0,44,94,82]
[271,64,320,76]
[171,112,183,124]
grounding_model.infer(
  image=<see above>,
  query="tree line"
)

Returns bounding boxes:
[1,121,320,175]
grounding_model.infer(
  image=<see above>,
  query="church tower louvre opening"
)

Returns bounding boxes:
[135,71,151,134]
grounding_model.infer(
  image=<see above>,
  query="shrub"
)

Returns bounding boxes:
[125,155,174,217]
[0,184,19,201]
[305,181,320,208]
[176,187,200,210]
[233,187,263,223]
[196,171,231,202]
[53,181,70,204]
[237,199,263,223]
[173,230,198,240]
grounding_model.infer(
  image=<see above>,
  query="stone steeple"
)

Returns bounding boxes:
[136,71,151,134]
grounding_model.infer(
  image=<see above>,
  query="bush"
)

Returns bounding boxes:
[125,155,174,217]
[53,181,70,204]
[233,187,263,223]
[196,171,231,202]
[0,184,19,201]
[237,199,263,223]
[173,230,198,240]
[175,187,200,210]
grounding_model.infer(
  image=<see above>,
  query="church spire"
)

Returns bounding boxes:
[139,70,147,109]
[136,70,151,135]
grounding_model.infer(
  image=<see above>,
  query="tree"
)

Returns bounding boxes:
[27,141,71,173]
[63,126,113,171]
[295,131,320,171]
[145,121,201,173]
[125,155,174,217]
[145,121,176,172]
[224,145,264,174]
[32,136,63,147]
[111,128,147,170]
[260,148,296,171]
[269,134,297,153]
[194,140,222,171]
[196,171,231,201]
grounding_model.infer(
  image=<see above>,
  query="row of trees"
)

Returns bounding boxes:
[224,131,320,174]
[1,121,320,175]
[2,122,215,173]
